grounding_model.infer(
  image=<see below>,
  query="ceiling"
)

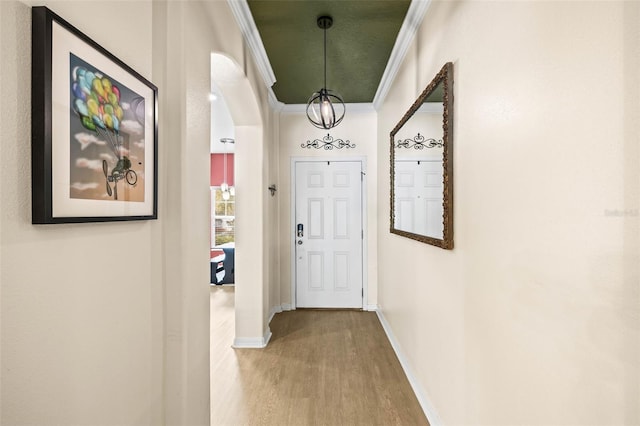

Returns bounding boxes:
[246,0,411,105]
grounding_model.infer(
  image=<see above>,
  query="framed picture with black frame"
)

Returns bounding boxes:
[31,6,158,224]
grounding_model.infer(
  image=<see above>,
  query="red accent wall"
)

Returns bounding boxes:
[210,153,234,186]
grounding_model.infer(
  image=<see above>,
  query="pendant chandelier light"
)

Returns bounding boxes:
[220,138,235,201]
[306,16,345,130]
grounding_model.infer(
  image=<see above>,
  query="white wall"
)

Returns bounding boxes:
[0,1,163,424]
[1,0,276,424]
[159,0,274,419]
[377,1,640,425]
[277,109,379,310]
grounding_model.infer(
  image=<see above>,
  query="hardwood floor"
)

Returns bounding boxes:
[210,286,429,426]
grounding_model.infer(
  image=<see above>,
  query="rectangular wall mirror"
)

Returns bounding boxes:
[390,62,453,249]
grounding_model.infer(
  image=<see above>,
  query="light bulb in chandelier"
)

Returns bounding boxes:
[229,186,235,197]
[222,189,230,201]
[221,182,229,192]
[320,93,335,128]
[307,88,344,130]
[321,99,332,117]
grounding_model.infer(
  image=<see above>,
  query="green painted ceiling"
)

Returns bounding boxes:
[247,0,411,104]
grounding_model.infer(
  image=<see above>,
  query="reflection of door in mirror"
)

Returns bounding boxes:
[394,159,443,238]
[394,99,444,240]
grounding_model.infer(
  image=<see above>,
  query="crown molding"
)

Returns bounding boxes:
[280,103,376,115]
[227,0,276,89]
[372,0,432,110]
[268,87,285,112]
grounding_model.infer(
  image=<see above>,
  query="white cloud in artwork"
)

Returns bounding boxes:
[74,132,106,150]
[99,153,112,161]
[76,158,104,171]
[118,146,130,157]
[121,102,130,110]
[71,182,99,191]
[134,140,145,149]
[121,120,143,135]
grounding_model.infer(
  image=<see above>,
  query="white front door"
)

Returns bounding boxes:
[294,161,363,308]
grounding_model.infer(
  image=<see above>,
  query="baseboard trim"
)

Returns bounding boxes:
[232,326,272,349]
[263,327,272,346]
[269,305,283,324]
[375,309,443,426]
[364,304,379,311]
[232,337,265,349]
[269,304,295,324]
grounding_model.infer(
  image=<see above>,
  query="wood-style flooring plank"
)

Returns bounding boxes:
[210,286,429,426]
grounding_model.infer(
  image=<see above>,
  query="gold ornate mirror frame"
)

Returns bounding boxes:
[390,62,454,249]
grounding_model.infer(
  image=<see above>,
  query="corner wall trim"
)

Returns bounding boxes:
[365,304,379,312]
[268,304,294,324]
[232,326,272,349]
[268,88,284,111]
[375,309,443,426]
[263,328,272,346]
[269,305,283,324]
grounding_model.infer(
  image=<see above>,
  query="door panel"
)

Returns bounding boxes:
[295,161,363,308]
[308,198,324,238]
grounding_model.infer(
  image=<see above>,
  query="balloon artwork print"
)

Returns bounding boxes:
[69,53,145,202]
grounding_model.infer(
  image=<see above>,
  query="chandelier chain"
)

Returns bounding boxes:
[323,24,327,90]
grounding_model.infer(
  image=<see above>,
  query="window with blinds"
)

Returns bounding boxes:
[211,187,235,247]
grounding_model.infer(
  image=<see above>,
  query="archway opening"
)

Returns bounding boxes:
[209,53,268,351]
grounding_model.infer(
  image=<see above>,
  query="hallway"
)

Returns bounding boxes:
[210,286,428,425]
